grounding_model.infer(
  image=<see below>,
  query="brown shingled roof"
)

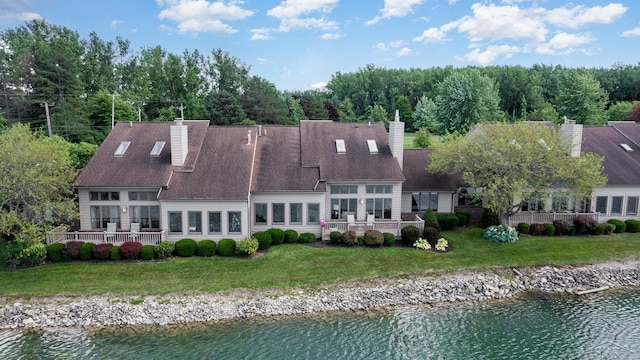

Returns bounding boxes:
[402,148,461,191]
[300,121,405,181]
[582,122,640,185]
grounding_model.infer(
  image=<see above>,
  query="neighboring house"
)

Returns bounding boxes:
[72,112,447,242]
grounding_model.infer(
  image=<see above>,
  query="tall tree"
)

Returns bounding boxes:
[204,49,249,124]
[240,76,288,124]
[413,95,437,132]
[394,95,413,131]
[429,123,606,218]
[554,71,608,125]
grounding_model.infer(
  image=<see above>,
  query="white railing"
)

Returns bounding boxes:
[506,212,599,226]
[46,231,166,246]
[321,216,424,240]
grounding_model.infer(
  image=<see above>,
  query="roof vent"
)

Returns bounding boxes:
[150,141,165,157]
[620,143,634,152]
[114,141,131,157]
[367,139,378,154]
[336,139,346,154]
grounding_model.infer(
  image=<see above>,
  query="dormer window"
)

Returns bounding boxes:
[336,139,346,154]
[620,143,633,152]
[114,141,131,157]
[367,140,378,154]
[150,141,165,157]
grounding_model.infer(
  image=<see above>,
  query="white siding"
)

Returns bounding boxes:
[251,192,325,237]
[79,188,162,231]
[591,186,640,221]
[325,182,403,222]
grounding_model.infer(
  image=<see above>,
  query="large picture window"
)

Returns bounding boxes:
[290,203,302,224]
[366,198,392,219]
[90,206,121,229]
[611,196,623,216]
[208,212,221,233]
[411,192,438,212]
[255,203,267,224]
[168,211,182,234]
[272,203,285,224]
[228,211,242,233]
[595,196,608,214]
[627,197,638,216]
[129,206,160,229]
[331,198,357,220]
[307,204,320,224]
[188,211,202,234]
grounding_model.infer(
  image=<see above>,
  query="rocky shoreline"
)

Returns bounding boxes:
[1,259,639,329]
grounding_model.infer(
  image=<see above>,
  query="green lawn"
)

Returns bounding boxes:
[403,131,444,149]
[1,228,639,298]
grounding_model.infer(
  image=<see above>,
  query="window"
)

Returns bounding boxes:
[114,141,131,156]
[367,140,378,154]
[228,211,241,233]
[208,212,221,233]
[620,143,633,152]
[522,194,544,212]
[366,185,392,194]
[90,206,121,229]
[129,206,160,229]
[366,198,392,219]
[611,196,623,216]
[168,211,182,234]
[336,139,346,154]
[458,187,482,206]
[330,185,358,194]
[331,198,357,220]
[272,203,285,224]
[129,191,157,201]
[290,203,302,224]
[595,196,608,214]
[150,141,165,157]
[307,203,320,224]
[188,211,202,234]
[90,191,120,201]
[627,197,639,216]
[255,203,267,224]
[551,194,574,212]
[411,192,438,212]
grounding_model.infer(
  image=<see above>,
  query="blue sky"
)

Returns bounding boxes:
[2,1,639,91]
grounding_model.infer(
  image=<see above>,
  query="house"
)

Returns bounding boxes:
[69,112,455,243]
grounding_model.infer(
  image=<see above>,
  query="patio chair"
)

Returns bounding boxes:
[105,222,117,242]
[366,214,375,229]
[129,222,140,240]
[347,214,355,229]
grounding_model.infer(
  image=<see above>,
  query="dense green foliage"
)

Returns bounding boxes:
[154,241,175,259]
[401,226,421,246]
[607,219,626,233]
[195,240,217,257]
[47,243,65,263]
[237,237,259,256]
[140,245,155,260]
[382,232,395,247]
[517,223,530,235]
[110,245,121,260]
[217,239,236,256]
[79,242,95,261]
[266,228,285,245]
[175,238,197,257]
[435,214,459,231]
[329,231,343,245]
[625,219,640,233]
[297,232,317,244]
[484,225,519,243]
[284,230,298,243]
[253,231,273,250]
[422,226,440,247]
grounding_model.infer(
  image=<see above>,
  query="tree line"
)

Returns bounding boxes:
[2,19,640,145]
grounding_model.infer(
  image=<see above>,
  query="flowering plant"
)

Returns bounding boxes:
[320,220,328,227]
[483,225,519,243]
[413,238,431,250]
[435,238,449,251]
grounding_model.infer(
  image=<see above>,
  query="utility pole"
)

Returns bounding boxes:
[111,93,115,129]
[41,102,53,137]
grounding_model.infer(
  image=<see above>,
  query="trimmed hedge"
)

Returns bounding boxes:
[284,229,298,243]
[363,230,384,247]
[47,243,65,263]
[422,209,438,225]
[120,241,142,260]
[625,219,640,233]
[455,211,470,225]
[481,208,500,228]
[517,222,530,235]
[593,224,605,236]
[140,245,155,260]
[62,240,84,261]
[92,243,113,261]
[436,214,459,231]
[154,241,175,259]
[529,223,545,236]
[574,216,598,235]
[553,219,572,235]
[342,230,358,246]
[329,231,342,244]
[603,223,616,235]
[298,232,316,243]
[79,242,95,261]
[382,232,395,247]
[422,226,440,247]
[401,226,421,246]
[217,239,236,256]
[237,237,259,255]
[267,228,285,245]
[607,219,626,233]
[543,223,555,236]
[175,238,197,257]
[196,240,217,257]
[253,231,273,250]
[110,245,121,260]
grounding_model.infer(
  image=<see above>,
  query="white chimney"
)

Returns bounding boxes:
[388,109,405,169]
[170,119,188,166]
[247,129,252,145]
[560,116,582,157]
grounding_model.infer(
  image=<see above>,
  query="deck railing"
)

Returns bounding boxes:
[321,216,424,240]
[46,230,166,246]
[505,212,599,226]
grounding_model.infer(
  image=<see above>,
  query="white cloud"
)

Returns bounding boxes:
[157,0,254,35]
[413,27,448,43]
[366,0,424,25]
[535,32,595,54]
[267,0,339,32]
[320,32,341,40]
[257,57,270,64]
[374,43,389,52]
[250,28,272,40]
[310,81,327,89]
[389,40,406,48]
[457,3,548,43]
[111,19,124,29]
[457,45,520,65]
[546,3,627,29]
[621,27,640,37]
[396,47,413,57]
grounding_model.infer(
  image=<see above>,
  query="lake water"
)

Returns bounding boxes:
[1,289,639,359]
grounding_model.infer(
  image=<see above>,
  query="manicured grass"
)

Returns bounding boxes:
[403,131,443,149]
[1,228,639,297]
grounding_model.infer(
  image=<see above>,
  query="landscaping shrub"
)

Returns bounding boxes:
[120,241,142,260]
[603,223,616,235]
[553,219,572,235]
[593,224,605,236]
[455,211,471,225]
[481,208,500,228]
[383,232,395,247]
[363,230,384,247]
[298,232,316,243]
[484,225,519,243]
[110,245,121,260]
[175,238,197,257]
[237,237,259,256]
[196,240,216,257]
[62,241,84,261]
[92,243,113,261]
[140,245,155,260]
[357,236,365,245]
[266,228,285,245]
[154,241,175,259]
[517,222,530,235]
[47,243,65,263]
[569,226,576,236]
[543,223,555,236]
[401,226,421,246]
[253,231,273,250]
[607,219,626,233]
[424,221,441,232]
[341,230,358,246]
[423,209,438,225]
[329,231,342,245]
[284,229,298,243]
[422,226,440,247]
[217,239,236,256]
[79,242,95,261]
[436,214,459,231]
[574,216,598,235]
[625,219,640,233]
[529,223,546,236]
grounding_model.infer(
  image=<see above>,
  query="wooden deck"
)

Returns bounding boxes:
[46,230,166,246]
[505,212,599,226]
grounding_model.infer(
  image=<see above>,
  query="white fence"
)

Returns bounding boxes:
[46,231,166,246]
[321,217,424,240]
[505,212,599,226]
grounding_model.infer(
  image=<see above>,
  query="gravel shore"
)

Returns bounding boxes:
[1,259,639,329]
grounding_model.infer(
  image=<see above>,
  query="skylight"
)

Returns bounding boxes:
[336,139,346,154]
[620,143,634,152]
[367,139,378,154]
[150,141,165,157]
[114,141,131,157]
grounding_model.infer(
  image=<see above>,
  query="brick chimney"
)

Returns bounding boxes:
[171,119,188,166]
[388,109,405,169]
